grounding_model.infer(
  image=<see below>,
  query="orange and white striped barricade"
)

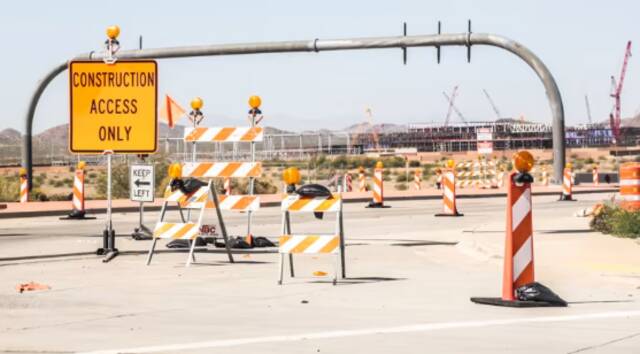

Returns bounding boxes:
[620,163,640,211]
[61,165,96,220]
[19,170,28,203]
[413,169,422,190]
[184,126,264,143]
[278,193,345,285]
[344,173,353,192]
[435,168,463,216]
[367,164,389,208]
[185,125,264,244]
[223,177,231,195]
[592,167,599,186]
[147,176,261,266]
[472,153,566,307]
[540,169,549,187]
[358,171,366,192]
[559,168,575,201]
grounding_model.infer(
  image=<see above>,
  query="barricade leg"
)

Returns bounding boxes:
[186,239,197,267]
[278,253,285,285]
[146,239,158,265]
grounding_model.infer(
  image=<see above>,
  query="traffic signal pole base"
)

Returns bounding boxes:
[470,297,564,308]
[97,228,118,262]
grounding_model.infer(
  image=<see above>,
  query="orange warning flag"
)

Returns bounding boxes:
[159,94,186,128]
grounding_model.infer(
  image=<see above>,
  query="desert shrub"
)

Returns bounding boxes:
[590,204,639,238]
[395,174,409,183]
[53,180,64,188]
[395,183,408,191]
[409,160,421,168]
[0,176,19,202]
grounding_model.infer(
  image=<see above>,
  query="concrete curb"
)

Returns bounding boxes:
[0,188,618,219]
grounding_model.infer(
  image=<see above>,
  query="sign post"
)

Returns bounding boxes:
[68,26,158,262]
[130,164,155,240]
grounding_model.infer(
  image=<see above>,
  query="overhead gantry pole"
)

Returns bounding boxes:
[23,32,565,186]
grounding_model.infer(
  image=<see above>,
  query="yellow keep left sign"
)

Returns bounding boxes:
[69,61,158,153]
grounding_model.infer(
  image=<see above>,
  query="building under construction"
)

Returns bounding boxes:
[353,119,639,153]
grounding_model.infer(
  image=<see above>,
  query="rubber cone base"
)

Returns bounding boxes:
[60,210,96,220]
[558,195,576,201]
[366,202,391,208]
[470,297,566,308]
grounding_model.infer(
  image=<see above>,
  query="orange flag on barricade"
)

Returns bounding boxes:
[159,94,186,128]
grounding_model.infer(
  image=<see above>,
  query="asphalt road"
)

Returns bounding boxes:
[1,192,639,353]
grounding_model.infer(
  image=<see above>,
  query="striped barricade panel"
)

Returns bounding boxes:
[153,222,200,240]
[281,194,342,213]
[279,235,340,254]
[165,187,260,211]
[182,162,262,178]
[184,127,264,142]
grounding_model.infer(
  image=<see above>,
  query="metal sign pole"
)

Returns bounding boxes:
[101,151,118,262]
[247,113,256,238]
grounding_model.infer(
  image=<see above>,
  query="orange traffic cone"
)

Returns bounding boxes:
[471,151,565,307]
[61,161,95,220]
[435,160,462,216]
[367,161,389,208]
[19,168,28,203]
[559,163,575,201]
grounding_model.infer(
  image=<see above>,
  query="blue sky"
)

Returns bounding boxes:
[1,0,638,133]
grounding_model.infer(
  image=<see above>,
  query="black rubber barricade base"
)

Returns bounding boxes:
[435,213,464,217]
[470,297,566,307]
[59,215,97,220]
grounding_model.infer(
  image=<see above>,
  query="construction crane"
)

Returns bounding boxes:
[584,94,593,124]
[443,86,459,127]
[610,40,632,143]
[443,87,469,126]
[352,107,380,151]
[482,89,502,120]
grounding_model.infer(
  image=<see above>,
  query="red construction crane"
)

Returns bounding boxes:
[610,40,632,143]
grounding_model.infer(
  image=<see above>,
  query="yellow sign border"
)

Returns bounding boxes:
[68,60,158,154]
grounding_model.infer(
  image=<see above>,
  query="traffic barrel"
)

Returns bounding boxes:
[592,165,599,186]
[19,168,28,203]
[620,163,640,211]
[559,163,575,201]
[413,169,422,190]
[367,161,388,208]
[435,160,462,216]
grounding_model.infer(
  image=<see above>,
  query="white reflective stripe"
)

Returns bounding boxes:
[620,179,640,186]
[233,163,255,177]
[620,195,640,201]
[218,196,260,211]
[279,235,306,253]
[304,236,334,253]
[444,187,454,201]
[513,236,532,281]
[512,188,531,231]
[74,177,83,192]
